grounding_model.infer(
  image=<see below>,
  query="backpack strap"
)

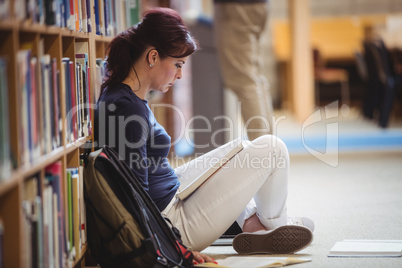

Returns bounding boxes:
[81,140,93,167]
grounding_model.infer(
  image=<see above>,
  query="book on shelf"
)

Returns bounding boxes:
[23,177,37,268]
[80,0,87,32]
[0,57,11,181]
[17,49,31,166]
[40,54,54,154]
[62,58,72,143]
[78,158,87,245]
[66,167,83,261]
[75,0,82,31]
[86,0,92,32]
[104,0,110,36]
[51,58,62,149]
[44,0,56,26]
[14,0,26,20]
[75,62,83,137]
[1,0,96,30]
[75,53,91,137]
[0,0,10,20]
[114,0,125,35]
[96,0,105,35]
[66,168,74,255]
[15,45,62,164]
[71,172,81,260]
[29,57,41,162]
[43,181,55,268]
[95,58,107,102]
[177,139,244,200]
[328,239,402,257]
[94,0,100,35]
[62,57,79,142]
[23,176,43,268]
[0,217,3,268]
[45,161,66,268]
[126,0,141,27]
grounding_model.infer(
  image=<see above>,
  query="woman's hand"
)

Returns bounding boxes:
[192,251,218,265]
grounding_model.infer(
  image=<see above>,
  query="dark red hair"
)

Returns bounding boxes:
[99,7,198,97]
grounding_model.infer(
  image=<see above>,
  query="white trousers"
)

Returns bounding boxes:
[162,135,289,251]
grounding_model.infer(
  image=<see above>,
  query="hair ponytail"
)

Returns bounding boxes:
[98,7,198,100]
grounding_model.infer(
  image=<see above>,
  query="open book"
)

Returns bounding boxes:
[177,140,244,200]
[328,240,402,257]
[195,256,312,268]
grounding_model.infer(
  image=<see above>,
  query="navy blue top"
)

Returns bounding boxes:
[94,83,180,211]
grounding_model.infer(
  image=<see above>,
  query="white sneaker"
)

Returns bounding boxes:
[233,225,313,254]
[288,217,315,232]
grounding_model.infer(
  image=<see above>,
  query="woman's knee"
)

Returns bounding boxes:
[251,135,287,150]
[247,135,289,163]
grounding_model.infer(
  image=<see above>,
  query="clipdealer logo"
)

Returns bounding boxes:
[301,101,343,167]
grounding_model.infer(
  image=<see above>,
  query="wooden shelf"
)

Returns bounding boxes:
[0,175,20,197]
[94,34,114,42]
[0,8,99,267]
[0,0,165,267]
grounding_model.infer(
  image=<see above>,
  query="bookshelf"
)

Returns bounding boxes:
[0,0,153,267]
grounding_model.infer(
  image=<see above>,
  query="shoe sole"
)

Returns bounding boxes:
[233,225,313,254]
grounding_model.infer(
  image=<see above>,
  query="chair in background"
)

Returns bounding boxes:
[367,40,401,128]
[313,48,350,107]
[354,51,368,83]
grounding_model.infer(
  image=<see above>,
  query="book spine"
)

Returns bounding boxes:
[41,55,52,154]
[0,58,11,181]
[30,57,41,161]
[45,161,65,268]
[68,0,75,30]
[81,0,87,32]
[63,0,70,28]
[51,59,61,149]
[99,0,105,35]
[78,159,86,245]
[87,63,92,135]
[69,61,77,141]
[0,218,3,268]
[44,0,56,25]
[0,0,10,20]
[48,58,55,151]
[127,0,140,26]
[35,196,44,268]
[74,0,80,31]
[72,174,81,260]
[66,169,73,254]
[62,58,71,143]
[15,0,27,20]
[94,0,100,35]
[75,63,82,137]
[17,50,31,166]
[86,0,92,32]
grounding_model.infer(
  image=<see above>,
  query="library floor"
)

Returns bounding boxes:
[201,151,402,268]
[200,107,402,268]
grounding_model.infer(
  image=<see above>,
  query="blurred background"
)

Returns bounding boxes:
[148,0,402,157]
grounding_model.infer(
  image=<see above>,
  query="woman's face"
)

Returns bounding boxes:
[152,56,189,93]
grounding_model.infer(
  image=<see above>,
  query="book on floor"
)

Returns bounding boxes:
[195,256,311,268]
[328,239,402,257]
[177,139,244,200]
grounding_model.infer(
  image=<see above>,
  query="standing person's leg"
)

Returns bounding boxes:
[164,135,289,251]
[214,3,272,140]
[256,5,275,134]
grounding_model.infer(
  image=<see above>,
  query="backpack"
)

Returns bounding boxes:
[83,145,194,268]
